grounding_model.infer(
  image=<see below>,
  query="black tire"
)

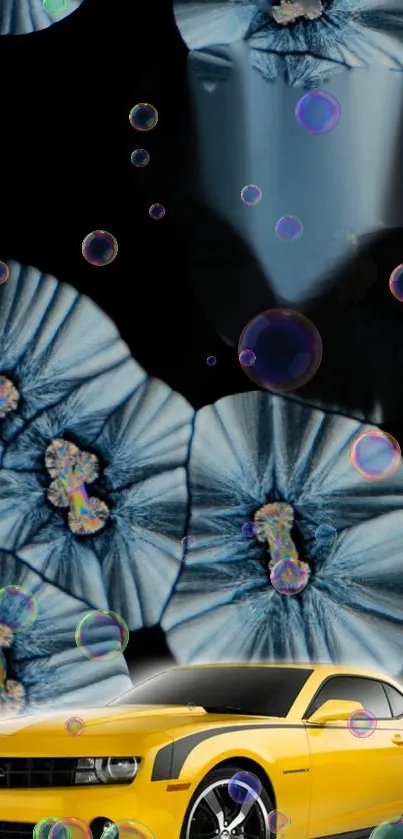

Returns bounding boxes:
[180,762,273,839]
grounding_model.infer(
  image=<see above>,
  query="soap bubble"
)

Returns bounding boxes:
[238,308,323,392]
[100,820,155,839]
[75,610,129,660]
[295,90,341,135]
[0,586,38,632]
[65,716,85,736]
[241,521,256,538]
[228,771,262,805]
[275,215,303,242]
[148,203,165,220]
[43,0,66,13]
[389,264,403,302]
[129,104,158,132]
[34,817,59,838]
[131,149,150,168]
[315,524,337,544]
[240,184,262,206]
[347,708,377,738]
[0,261,10,284]
[350,429,401,481]
[370,820,403,839]
[82,230,118,266]
[267,811,291,833]
[206,355,217,367]
[239,348,256,367]
[49,818,92,839]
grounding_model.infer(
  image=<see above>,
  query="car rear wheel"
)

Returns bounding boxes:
[180,763,272,839]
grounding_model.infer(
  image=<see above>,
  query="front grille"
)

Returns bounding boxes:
[0,758,80,788]
[0,822,36,838]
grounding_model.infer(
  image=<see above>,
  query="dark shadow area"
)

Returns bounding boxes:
[124,625,176,683]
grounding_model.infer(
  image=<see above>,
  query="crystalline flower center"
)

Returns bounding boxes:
[0,376,19,418]
[253,501,311,584]
[271,0,324,25]
[45,438,109,535]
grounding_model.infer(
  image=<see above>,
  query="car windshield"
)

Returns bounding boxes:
[109,666,313,717]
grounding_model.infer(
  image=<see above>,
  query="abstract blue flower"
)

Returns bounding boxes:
[0,262,193,633]
[0,0,84,35]
[162,391,403,677]
[174,0,403,86]
[0,550,132,710]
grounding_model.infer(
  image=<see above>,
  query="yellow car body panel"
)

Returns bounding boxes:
[0,663,402,839]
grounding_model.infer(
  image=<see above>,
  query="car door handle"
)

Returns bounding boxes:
[392,734,403,746]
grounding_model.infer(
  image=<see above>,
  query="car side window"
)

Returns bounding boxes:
[308,676,391,719]
[383,684,403,719]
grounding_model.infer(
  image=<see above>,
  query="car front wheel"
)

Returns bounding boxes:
[180,763,273,839]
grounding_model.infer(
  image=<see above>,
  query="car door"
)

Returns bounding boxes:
[304,675,397,838]
[380,682,403,816]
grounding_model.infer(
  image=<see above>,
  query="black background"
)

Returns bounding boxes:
[1,0,403,684]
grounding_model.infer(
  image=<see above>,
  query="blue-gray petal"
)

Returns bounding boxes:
[162,391,403,676]
[0,551,132,709]
[1,0,84,35]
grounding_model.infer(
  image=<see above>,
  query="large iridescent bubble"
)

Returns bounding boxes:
[238,309,323,393]
[1,0,84,35]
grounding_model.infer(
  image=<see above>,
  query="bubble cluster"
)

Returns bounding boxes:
[228,770,262,805]
[275,215,304,242]
[238,308,323,393]
[75,610,129,660]
[206,355,217,367]
[129,104,158,132]
[131,149,150,168]
[34,817,59,839]
[267,811,291,834]
[350,429,401,481]
[101,820,155,839]
[270,558,310,596]
[370,820,403,839]
[239,348,256,367]
[295,91,341,135]
[240,184,262,206]
[314,523,337,544]
[0,261,10,285]
[82,231,118,267]
[0,376,20,419]
[49,817,92,838]
[389,264,403,302]
[0,586,38,632]
[241,521,256,538]
[148,203,165,220]
[65,716,85,736]
[347,708,377,738]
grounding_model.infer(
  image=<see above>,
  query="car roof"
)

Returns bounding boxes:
[170,662,395,681]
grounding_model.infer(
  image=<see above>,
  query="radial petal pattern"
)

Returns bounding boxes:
[0,261,193,635]
[174,0,403,86]
[0,551,132,709]
[162,391,403,677]
[0,0,84,35]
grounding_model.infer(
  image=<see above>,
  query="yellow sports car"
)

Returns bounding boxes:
[0,662,403,839]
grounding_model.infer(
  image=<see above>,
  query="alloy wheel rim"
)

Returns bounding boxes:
[185,777,270,839]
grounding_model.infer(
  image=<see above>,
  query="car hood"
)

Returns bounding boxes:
[0,705,276,757]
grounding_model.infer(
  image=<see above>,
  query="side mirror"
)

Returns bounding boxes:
[307,699,364,725]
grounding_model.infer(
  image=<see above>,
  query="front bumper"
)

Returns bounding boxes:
[0,779,189,839]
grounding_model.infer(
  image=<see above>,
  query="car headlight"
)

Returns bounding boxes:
[75,757,140,785]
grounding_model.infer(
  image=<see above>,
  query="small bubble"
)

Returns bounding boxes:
[43,0,66,13]
[295,90,341,135]
[129,103,158,132]
[82,230,118,267]
[206,355,217,367]
[267,811,291,834]
[242,521,256,538]
[347,708,377,738]
[65,716,85,736]
[0,586,38,632]
[228,771,261,805]
[350,429,401,481]
[49,817,92,838]
[270,558,310,596]
[314,524,337,544]
[239,349,256,367]
[240,184,262,206]
[389,264,403,302]
[131,149,150,168]
[149,203,165,220]
[75,610,129,661]
[275,215,303,242]
[0,261,10,285]
[34,817,59,839]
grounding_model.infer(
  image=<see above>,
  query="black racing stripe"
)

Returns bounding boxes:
[152,723,302,780]
[152,721,401,781]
